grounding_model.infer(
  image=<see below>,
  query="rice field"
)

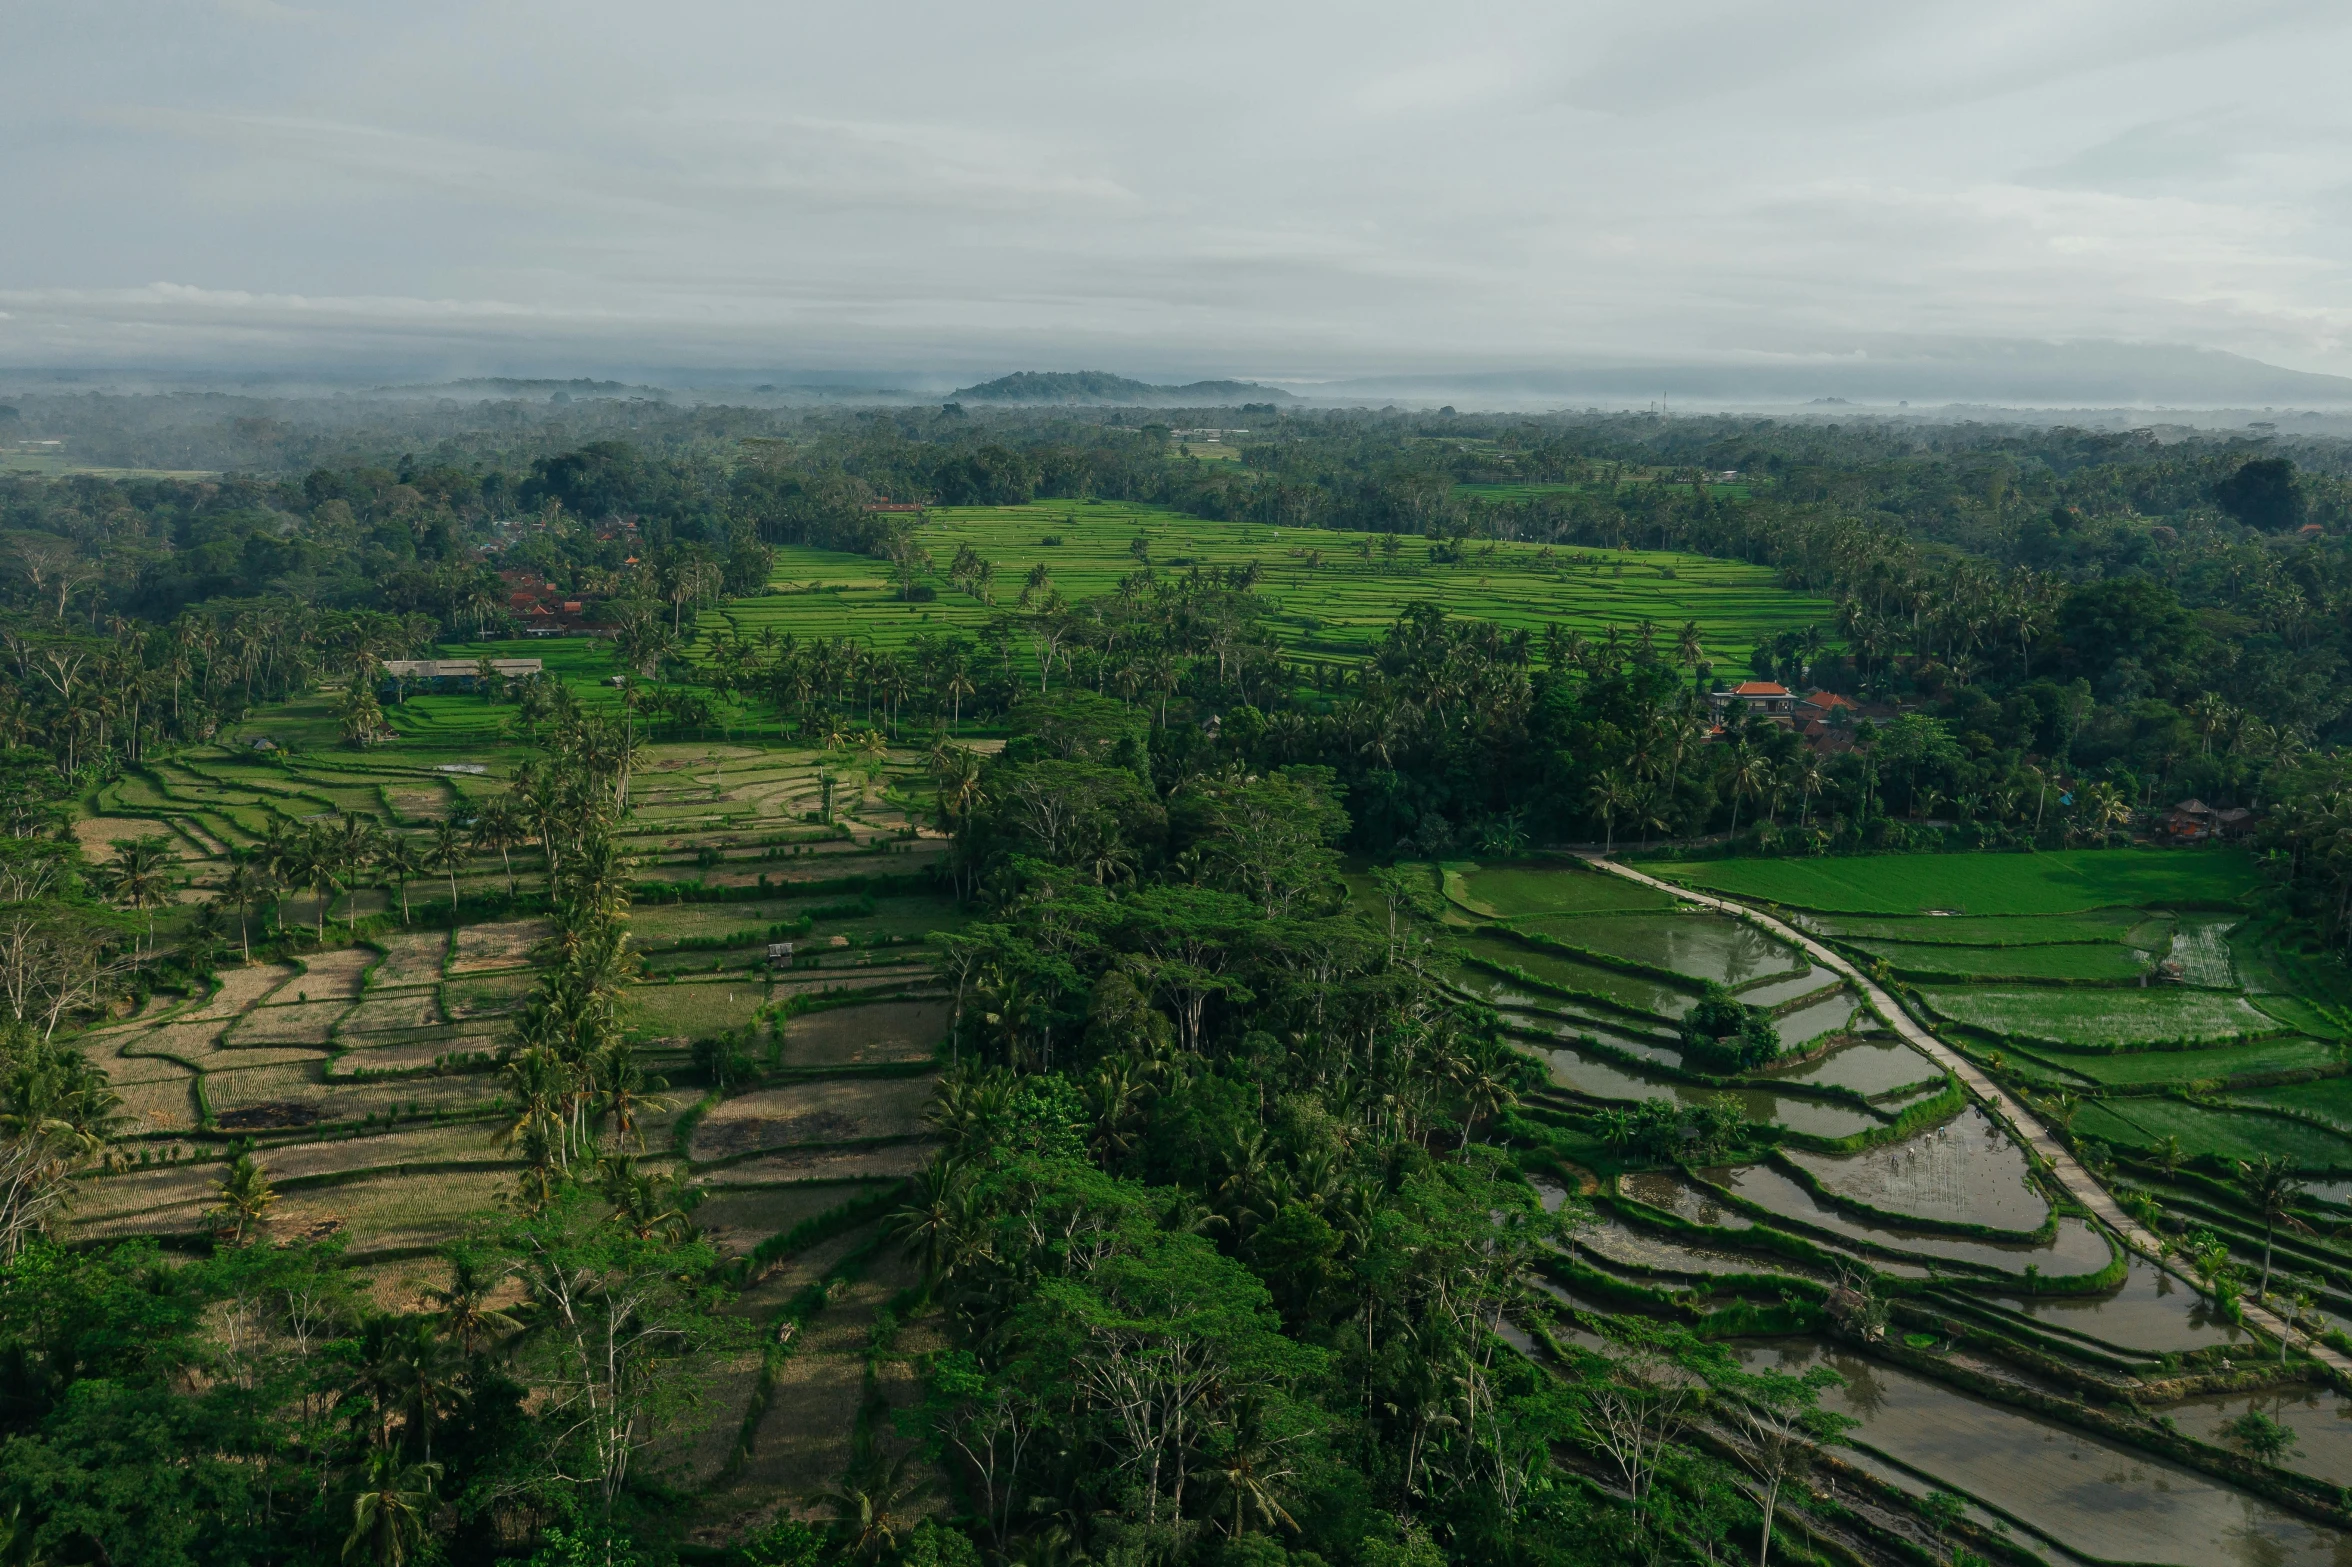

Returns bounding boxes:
[628,981,769,1041]
[1656,849,2262,916]
[701,500,1833,674]
[1847,939,2152,983]
[689,1076,938,1162]
[1451,861,1679,918]
[1918,987,2280,1051]
[2072,1100,2352,1171]
[2032,1036,2343,1087]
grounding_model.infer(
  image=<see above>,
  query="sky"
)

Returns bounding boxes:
[5,0,2352,389]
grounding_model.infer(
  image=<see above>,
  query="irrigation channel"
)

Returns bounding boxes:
[1484,857,2352,1567]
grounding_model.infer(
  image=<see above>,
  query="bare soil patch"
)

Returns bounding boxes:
[690,1076,937,1162]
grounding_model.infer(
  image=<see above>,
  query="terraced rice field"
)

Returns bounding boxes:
[1656,849,2262,916]
[702,500,1833,673]
[1918,987,2279,1050]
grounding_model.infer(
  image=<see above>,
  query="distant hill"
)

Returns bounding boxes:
[949,370,1293,405]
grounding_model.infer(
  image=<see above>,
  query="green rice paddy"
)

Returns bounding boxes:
[1848,939,2152,983]
[704,501,1831,671]
[1656,849,2262,916]
[1918,987,2279,1050]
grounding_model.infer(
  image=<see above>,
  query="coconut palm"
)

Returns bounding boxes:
[2238,1156,2312,1302]
[343,1452,441,1567]
[104,835,175,959]
[376,834,424,925]
[423,1249,520,1356]
[470,796,526,896]
[219,855,273,961]
[426,820,469,912]
[211,1151,277,1245]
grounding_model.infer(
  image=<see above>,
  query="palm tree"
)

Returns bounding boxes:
[1588,770,1631,853]
[424,1250,520,1356]
[343,1452,441,1567]
[105,834,175,959]
[470,796,526,896]
[2239,1156,2312,1303]
[219,856,272,961]
[942,663,975,732]
[426,820,468,913]
[211,1152,276,1244]
[377,834,424,925]
[1724,741,1770,838]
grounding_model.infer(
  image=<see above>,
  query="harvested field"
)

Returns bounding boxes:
[697,1144,931,1185]
[113,1074,199,1132]
[327,1038,495,1075]
[691,1076,938,1161]
[226,1000,350,1045]
[444,972,535,1018]
[448,919,552,973]
[783,1000,947,1066]
[290,947,376,999]
[694,1183,898,1257]
[266,1167,513,1252]
[190,962,304,1016]
[340,989,445,1032]
[370,930,450,985]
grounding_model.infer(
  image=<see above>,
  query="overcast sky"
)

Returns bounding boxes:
[5,0,2352,385]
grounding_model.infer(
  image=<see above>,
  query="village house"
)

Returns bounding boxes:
[1709,681,1797,720]
[379,658,544,696]
[2164,798,2254,842]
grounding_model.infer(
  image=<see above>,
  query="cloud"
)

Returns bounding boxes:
[4,0,2352,380]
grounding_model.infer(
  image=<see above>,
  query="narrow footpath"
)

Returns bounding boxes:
[1577,852,2352,1377]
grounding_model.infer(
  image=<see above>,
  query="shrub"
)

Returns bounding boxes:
[1679,984,1780,1071]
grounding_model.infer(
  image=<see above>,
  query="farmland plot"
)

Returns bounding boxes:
[369,930,451,985]
[783,1000,947,1066]
[690,1076,938,1161]
[1658,849,2261,916]
[1919,987,2279,1050]
[448,919,552,973]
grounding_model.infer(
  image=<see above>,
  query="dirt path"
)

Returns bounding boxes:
[1578,852,2352,1377]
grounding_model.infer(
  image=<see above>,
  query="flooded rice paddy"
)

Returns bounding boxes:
[1702,1163,2113,1276]
[1542,1045,1885,1139]
[1763,1036,1942,1098]
[1784,1108,2051,1234]
[1739,1342,2351,1567]
[1990,1253,2249,1355]
[1734,964,1845,1009]
[1512,912,1804,989]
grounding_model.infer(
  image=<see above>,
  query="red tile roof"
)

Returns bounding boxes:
[1730,682,1790,696]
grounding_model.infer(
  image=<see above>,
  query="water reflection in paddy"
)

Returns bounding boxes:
[1992,1254,2247,1355]
[1774,993,1859,1050]
[1618,1171,1754,1229]
[1786,1108,2050,1234]
[2163,1384,2352,1488]
[1737,1341,2351,1567]
[1543,1046,1884,1140]
[1735,965,1844,1010]
[1704,1163,2113,1276]
[1513,912,1804,989]
[1763,1036,1941,1099]
[1582,1219,1781,1278]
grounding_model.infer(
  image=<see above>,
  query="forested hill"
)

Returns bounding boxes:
[947,371,1293,404]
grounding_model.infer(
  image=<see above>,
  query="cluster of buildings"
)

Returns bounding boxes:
[497,569,600,637]
[1708,681,1870,752]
